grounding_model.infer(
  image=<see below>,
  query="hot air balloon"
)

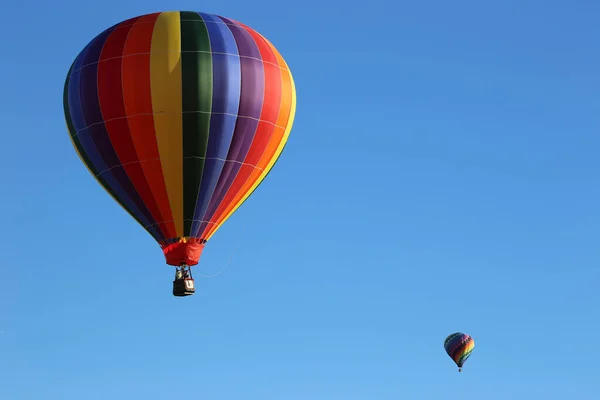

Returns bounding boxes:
[63,11,296,297]
[444,332,475,372]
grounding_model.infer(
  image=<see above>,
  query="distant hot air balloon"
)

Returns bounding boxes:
[444,332,475,372]
[63,11,296,297]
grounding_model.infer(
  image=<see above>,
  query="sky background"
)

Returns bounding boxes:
[1,0,599,399]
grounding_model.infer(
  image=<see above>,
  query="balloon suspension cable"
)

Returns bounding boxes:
[198,223,246,279]
[175,264,192,276]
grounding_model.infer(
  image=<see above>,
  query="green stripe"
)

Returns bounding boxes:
[180,11,213,236]
[63,63,145,229]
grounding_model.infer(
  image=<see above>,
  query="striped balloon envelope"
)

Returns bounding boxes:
[444,332,475,372]
[63,11,296,267]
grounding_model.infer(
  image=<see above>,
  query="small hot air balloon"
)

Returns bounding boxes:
[444,332,475,372]
[63,11,296,297]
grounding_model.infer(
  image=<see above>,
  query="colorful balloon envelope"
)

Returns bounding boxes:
[444,332,475,372]
[63,11,296,274]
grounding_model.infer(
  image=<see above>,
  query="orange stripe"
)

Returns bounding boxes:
[199,24,281,238]
[98,18,168,238]
[121,13,177,239]
[204,28,293,239]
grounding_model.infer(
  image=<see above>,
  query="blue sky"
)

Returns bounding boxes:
[1,0,599,398]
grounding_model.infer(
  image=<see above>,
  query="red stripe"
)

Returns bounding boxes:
[97,17,170,238]
[121,14,177,239]
[200,24,282,238]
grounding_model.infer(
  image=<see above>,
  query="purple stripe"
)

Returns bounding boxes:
[74,26,163,241]
[446,335,468,358]
[197,17,265,234]
[190,13,242,236]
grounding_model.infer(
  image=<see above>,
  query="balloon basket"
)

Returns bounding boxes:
[173,278,195,296]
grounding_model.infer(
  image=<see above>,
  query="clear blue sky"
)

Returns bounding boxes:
[1,0,599,399]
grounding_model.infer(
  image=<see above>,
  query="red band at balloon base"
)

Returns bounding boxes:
[162,241,205,266]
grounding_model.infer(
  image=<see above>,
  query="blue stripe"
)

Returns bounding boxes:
[68,27,162,241]
[77,26,164,241]
[197,17,264,235]
[191,12,241,236]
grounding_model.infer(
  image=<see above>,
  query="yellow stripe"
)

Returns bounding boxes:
[206,49,297,241]
[150,11,184,237]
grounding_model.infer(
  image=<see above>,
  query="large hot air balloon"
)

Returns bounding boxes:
[63,11,296,296]
[444,332,475,372]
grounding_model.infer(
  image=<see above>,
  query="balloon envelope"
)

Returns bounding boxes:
[444,332,475,369]
[63,11,296,266]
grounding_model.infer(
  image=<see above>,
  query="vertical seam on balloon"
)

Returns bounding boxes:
[203,34,288,240]
[76,31,130,213]
[198,18,266,236]
[199,15,244,231]
[200,24,276,239]
[210,64,294,237]
[123,14,177,240]
[127,16,175,239]
[94,25,123,208]
[190,13,241,237]
[205,36,295,240]
[187,11,213,237]
[148,11,172,237]
[231,67,294,203]
[98,18,164,239]
[64,62,127,225]
[202,25,283,239]
[251,33,295,174]
[180,11,213,238]
[150,11,185,238]
[65,60,141,229]
[198,14,241,229]
[119,17,162,236]
[73,30,161,241]
[92,25,163,241]
[99,24,165,241]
